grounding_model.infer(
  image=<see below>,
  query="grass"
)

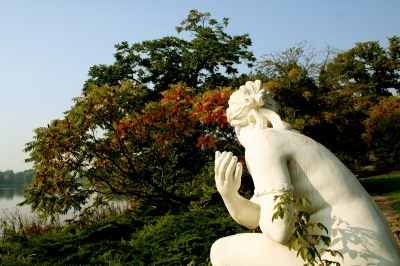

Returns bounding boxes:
[386,191,400,217]
[0,208,61,243]
[358,171,400,244]
[358,171,400,195]
[358,171,400,214]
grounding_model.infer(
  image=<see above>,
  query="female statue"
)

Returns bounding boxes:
[211,80,400,265]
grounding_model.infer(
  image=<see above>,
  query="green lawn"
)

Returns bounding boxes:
[358,171,400,214]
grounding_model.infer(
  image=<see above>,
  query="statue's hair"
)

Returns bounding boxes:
[226,80,291,133]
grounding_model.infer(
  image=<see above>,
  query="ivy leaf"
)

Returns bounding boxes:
[321,236,331,247]
[317,223,328,234]
[300,197,309,207]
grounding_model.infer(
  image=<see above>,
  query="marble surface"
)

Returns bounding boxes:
[210,80,400,265]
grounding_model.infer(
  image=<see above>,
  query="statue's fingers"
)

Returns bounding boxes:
[215,151,221,161]
[234,162,242,181]
[225,156,237,181]
[218,152,232,181]
[214,151,224,175]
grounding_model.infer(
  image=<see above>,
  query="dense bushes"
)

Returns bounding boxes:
[0,207,250,265]
[370,120,400,171]
[363,96,400,172]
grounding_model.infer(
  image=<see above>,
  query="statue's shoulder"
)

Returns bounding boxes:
[251,128,300,143]
[247,129,292,151]
[247,129,320,153]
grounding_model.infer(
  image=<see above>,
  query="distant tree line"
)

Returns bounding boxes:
[0,169,35,185]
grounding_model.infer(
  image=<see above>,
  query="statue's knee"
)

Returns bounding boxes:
[210,238,225,265]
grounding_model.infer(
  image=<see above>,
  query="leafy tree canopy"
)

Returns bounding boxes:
[255,37,400,169]
[22,80,245,219]
[84,10,255,97]
[363,96,400,171]
[23,6,399,221]
[23,10,255,221]
[326,36,400,97]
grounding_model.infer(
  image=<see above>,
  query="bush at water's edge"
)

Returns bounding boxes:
[2,172,400,265]
[0,207,250,265]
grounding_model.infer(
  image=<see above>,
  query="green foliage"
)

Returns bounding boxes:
[0,208,250,265]
[370,120,400,171]
[273,194,343,266]
[358,172,400,195]
[85,9,255,95]
[255,41,336,128]
[358,171,400,243]
[24,11,400,219]
[327,36,400,97]
[22,79,242,220]
[358,171,400,245]
[255,37,400,170]
[14,9,400,263]
[2,173,399,265]
[320,36,400,168]
[255,42,366,169]
[363,96,400,171]
[386,190,400,218]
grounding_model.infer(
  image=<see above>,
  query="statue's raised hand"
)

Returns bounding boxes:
[215,151,242,198]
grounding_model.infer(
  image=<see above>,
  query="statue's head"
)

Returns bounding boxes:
[226,80,291,135]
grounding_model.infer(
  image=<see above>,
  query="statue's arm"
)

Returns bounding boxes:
[215,151,260,229]
[245,141,294,244]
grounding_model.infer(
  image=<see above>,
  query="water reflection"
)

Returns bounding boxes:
[0,184,127,223]
[0,184,26,203]
[0,184,32,219]
[0,184,25,199]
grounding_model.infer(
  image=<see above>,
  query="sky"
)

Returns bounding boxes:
[0,0,399,172]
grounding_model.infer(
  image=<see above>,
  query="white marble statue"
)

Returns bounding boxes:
[210,80,400,265]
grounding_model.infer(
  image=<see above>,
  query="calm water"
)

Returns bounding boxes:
[0,184,86,223]
[0,184,31,213]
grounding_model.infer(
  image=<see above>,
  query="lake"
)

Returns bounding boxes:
[0,183,32,215]
[0,184,98,223]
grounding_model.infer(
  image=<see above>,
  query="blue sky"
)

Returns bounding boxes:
[1,0,399,172]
